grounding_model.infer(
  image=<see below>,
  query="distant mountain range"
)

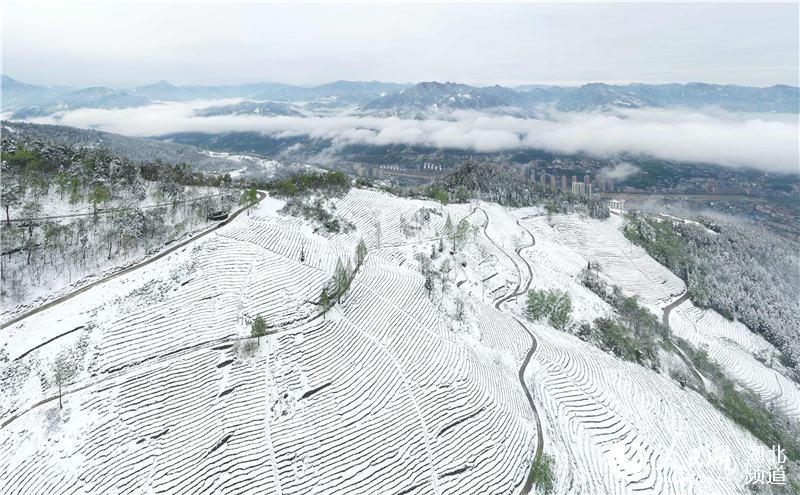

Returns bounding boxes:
[3,75,798,119]
[194,100,303,117]
[360,81,532,115]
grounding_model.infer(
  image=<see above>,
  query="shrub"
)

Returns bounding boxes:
[530,452,555,494]
[526,288,572,329]
[593,318,644,363]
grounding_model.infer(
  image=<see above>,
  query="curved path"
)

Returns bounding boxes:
[475,207,543,495]
[1,192,266,330]
[662,292,706,393]
[662,292,691,327]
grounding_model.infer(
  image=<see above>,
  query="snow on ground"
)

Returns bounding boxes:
[670,300,800,419]
[542,213,685,311]
[7,183,220,218]
[528,324,768,494]
[0,189,789,494]
[350,195,782,493]
[0,190,535,495]
[519,209,800,417]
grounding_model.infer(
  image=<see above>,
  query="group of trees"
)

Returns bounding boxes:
[353,161,608,220]
[319,239,368,315]
[0,137,239,306]
[260,171,350,198]
[525,288,573,329]
[281,197,354,234]
[442,214,472,252]
[580,268,667,369]
[239,187,259,215]
[624,211,800,371]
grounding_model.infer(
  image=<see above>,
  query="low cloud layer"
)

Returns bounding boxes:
[599,161,640,180]
[26,100,800,173]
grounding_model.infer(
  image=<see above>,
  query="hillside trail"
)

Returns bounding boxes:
[476,207,543,495]
[662,292,707,393]
[1,192,267,330]
[606,231,706,393]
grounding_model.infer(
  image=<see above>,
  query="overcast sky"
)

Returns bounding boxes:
[3,1,798,88]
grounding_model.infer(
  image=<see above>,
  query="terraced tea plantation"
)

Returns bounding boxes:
[1,189,796,494]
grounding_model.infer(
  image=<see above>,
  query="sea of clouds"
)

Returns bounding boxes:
[27,100,800,173]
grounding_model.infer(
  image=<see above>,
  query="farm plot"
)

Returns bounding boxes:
[669,300,800,419]
[545,214,685,309]
[0,192,537,495]
[334,188,471,248]
[527,324,772,495]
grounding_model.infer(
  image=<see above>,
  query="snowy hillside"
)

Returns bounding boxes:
[0,189,793,494]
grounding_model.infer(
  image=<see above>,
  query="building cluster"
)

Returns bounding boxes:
[522,167,615,196]
[608,199,626,212]
[703,180,747,195]
[352,162,448,180]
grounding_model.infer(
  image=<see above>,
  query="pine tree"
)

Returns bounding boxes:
[251,315,267,346]
[374,217,382,248]
[1,182,22,225]
[320,287,330,312]
[88,184,111,215]
[356,239,367,268]
[345,259,354,293]
[333,258,347,302]
[53,349,78,410]
[239,187,259,215]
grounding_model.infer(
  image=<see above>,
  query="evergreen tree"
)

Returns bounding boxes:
[345,259,354,292]
[55,172,71,201]
[356,238,368,268]
[333,258,347,301]
[251,315,267,346]
[444,214,453,234]
[88,184,111,215]
[53,349,79,410]
[0,182,22,225]
[239,187,259,215]
[319,287,330,313]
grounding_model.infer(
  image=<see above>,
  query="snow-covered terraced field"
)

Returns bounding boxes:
[670,300,800,419]
[334,189,471,248]
[0,192,536,495]
[0,190,791,495]
[527,324,770,494]
[542,214,686,309]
